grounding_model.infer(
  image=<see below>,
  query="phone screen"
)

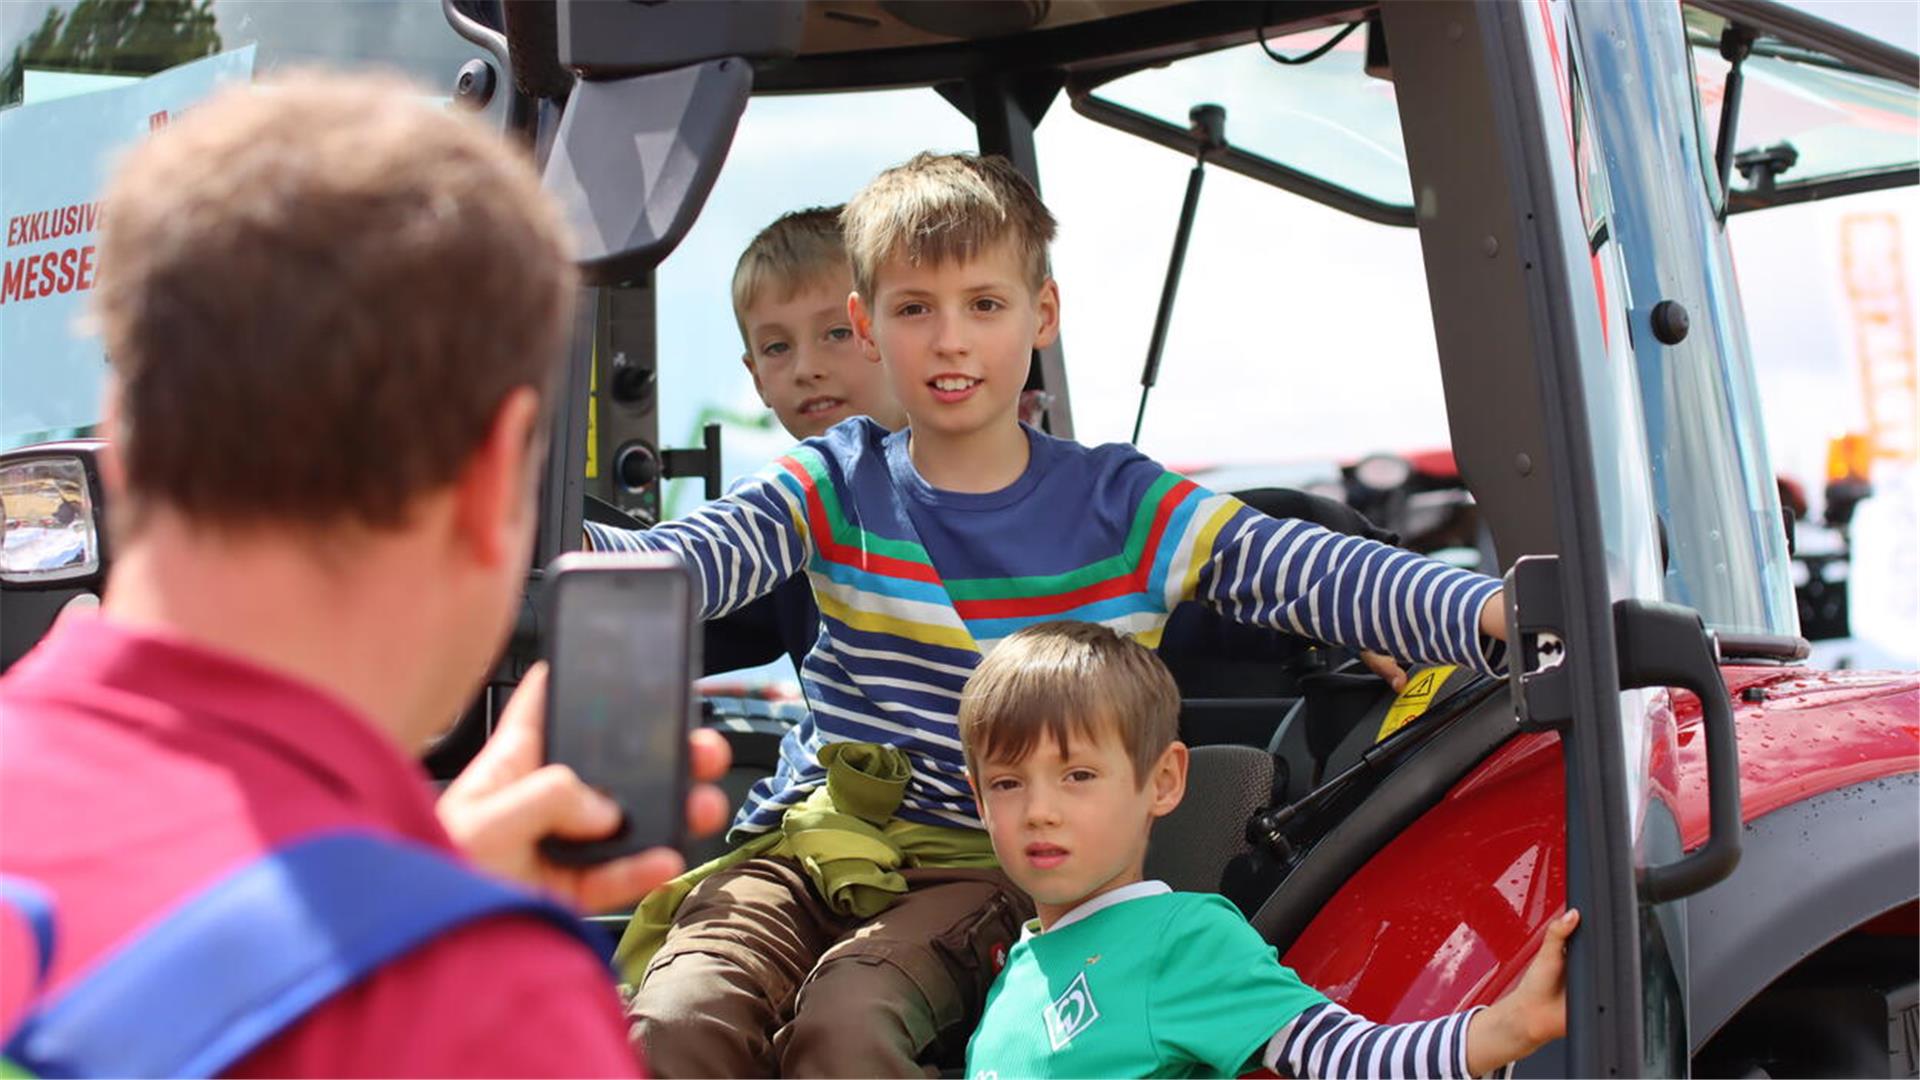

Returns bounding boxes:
[545,559,694,860]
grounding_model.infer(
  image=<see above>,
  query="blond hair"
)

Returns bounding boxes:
[95,70,576,532]
[840,152,1055,300]
[731,205,850,346]
[958,621,1180,787]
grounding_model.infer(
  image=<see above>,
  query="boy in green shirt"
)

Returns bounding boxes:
[957,621,1578,1079]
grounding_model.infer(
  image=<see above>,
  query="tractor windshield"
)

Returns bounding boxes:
[1072,3,1918,640]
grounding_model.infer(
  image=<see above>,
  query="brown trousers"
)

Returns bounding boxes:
[627,856,1032,1078]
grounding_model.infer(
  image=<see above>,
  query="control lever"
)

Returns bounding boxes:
[661,422,724,501]
[614,423,723,501]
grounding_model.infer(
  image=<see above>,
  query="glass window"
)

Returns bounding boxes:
[1,1,504,450]
[1036,99,1449,473]
[1683,8,1917,201]
[1082,24,1411,215]
[2,1,499,116]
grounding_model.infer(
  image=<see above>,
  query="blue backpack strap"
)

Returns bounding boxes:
[0,878,56,988]
[4,830,609,1079]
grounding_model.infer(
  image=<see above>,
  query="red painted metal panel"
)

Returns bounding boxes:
[1282,667,1919,1019]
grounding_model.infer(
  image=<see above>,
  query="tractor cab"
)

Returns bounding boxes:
[1,1,1914,1075]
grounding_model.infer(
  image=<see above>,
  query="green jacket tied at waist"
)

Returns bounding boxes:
[614,742,996,981]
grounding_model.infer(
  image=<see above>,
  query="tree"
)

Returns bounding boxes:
[2,0,221,108]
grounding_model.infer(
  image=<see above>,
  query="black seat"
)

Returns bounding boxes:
[1145,745,1275,909]
[684,701,799,867]
[1161,487,1398,753]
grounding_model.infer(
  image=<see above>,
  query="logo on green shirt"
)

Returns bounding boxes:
[1043,971,1101,1050]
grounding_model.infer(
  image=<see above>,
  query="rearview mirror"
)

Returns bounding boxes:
[1,441,111,671]
[1,447,106,587]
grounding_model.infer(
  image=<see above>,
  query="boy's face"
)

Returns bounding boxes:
[850,240,1058,443]
[972,720,1187,929]
[742,274,905,439]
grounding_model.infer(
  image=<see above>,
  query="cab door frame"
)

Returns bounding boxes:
[1379,2,1669,1073]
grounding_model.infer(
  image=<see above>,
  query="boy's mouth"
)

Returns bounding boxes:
[928,374,982,404]
[797,395,846,418]
[1025,842,1069,870]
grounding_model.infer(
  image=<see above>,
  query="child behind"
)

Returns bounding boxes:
[732,205,905,440]
[958,621,1576,1079]
[703,206,907,678]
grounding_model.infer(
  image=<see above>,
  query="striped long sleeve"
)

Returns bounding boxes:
[1264,1001,1516,1080]
[583,461,814,622]
[1193,500,1507,676]
[576,420,1511,835]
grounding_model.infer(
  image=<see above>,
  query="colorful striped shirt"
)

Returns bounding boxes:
[586,419,1505,835]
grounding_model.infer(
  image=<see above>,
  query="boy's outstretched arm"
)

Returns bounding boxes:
[583,463,814,621]
[1361,591,1507,689]
[1262,909,1576,1079]
[1465,908,1577,1076]
[1192,500,1509,677]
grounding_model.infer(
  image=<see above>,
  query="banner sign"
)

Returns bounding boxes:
[1,46,255,449]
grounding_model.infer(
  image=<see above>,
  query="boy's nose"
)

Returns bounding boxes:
[931,312,968,357]
[1025,790,1062,827]
[791,343,825,383]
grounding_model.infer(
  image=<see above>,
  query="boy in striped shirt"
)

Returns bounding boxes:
[593,152,1511,1076]
[958,621,1572,1079]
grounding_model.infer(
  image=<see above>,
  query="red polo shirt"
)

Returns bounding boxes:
[0,615,644,1077]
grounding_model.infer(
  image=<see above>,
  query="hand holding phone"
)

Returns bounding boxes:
[437,664,731,912]
[540,552,702,865]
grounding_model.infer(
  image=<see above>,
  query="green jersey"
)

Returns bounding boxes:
[966,883,1328,1079]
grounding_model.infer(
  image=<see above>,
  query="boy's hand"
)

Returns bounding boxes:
[1363,590,1508,692]
[1361,650,1408,692]
[438,663,732,914]
[1465,908,1578,1075]
[1480,590,1508,641]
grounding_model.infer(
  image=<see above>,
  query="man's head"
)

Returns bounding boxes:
[958,621,1187,925]
[841,153,1059,447]
[93,72,575,723]
[733,206,903,438]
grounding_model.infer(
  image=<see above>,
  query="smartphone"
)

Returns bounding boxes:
[540,551,700,865]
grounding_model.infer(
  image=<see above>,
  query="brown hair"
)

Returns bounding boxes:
[840,152,1055,301]
[94,70,576,532]
[958,620,1180,787]
[731,205,849,346]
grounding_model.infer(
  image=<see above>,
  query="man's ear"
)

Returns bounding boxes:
[452,386,542,567]
[741,352,771,406]
[849,290,882,364]
[1032,278,1061,350]
[1147,741,1188,820]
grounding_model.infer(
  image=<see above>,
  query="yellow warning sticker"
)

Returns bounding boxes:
[1376,665,1458,742]
[585,344,599,480]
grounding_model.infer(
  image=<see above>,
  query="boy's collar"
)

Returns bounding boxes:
[1023,880,1171,939]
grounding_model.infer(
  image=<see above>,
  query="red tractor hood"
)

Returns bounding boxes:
[1677,665,1920,844]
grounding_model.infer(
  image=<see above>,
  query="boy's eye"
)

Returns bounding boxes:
[971,297,1004,313]
[987,777,1021,792]
[759,341,790,358]
[825,326,853,343]
[1065,768,1096,783]
[896,302,928,317]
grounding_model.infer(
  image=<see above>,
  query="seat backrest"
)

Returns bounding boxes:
[1145,745,1275,896]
